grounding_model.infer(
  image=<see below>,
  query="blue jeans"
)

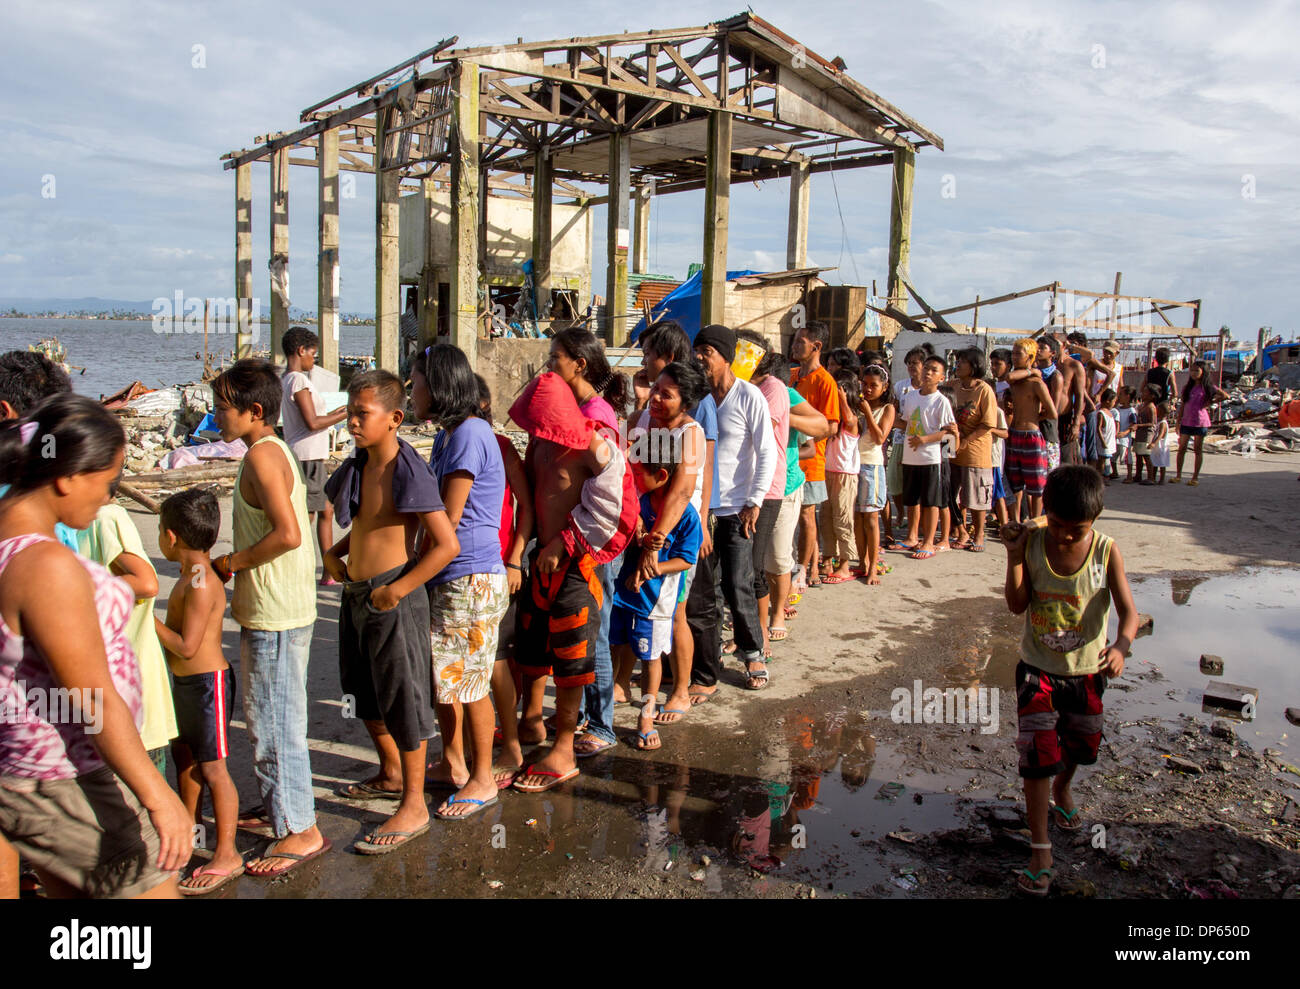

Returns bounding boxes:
[578,552,620,744]
[240,625,316,837]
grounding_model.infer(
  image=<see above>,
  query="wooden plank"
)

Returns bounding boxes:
[317,128,340,374]
[299,37,457,119]
[449,62,481,365]
[662,43,716,101]
[234,163,253,359]
[605,132,631,343]
[886,147,913,317]
[269,148,289,363]
[374,107,401,373]
[701,110,731,327]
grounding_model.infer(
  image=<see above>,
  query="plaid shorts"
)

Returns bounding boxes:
[1015,662,1106,778]
[1004,429,1049,497]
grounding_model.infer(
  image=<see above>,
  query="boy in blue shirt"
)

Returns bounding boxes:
[612,440,702,750]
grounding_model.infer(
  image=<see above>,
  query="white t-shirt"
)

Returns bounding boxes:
[900,390,955,467]
[1098,408,1118,456]
[282,370,329,461]
[710,377,779,515]
[991,407,1008,468]
[891,379,918,445]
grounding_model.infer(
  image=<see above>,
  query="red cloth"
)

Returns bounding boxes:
[495,432,515,560]
[508,372,594,451]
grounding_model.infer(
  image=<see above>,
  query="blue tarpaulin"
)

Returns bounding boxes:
[628,269,758,344]
[1261,341,1299,371]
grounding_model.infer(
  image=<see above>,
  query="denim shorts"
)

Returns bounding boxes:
[801,479,828,506]
[855,463,887,513]
[610,605,671,664]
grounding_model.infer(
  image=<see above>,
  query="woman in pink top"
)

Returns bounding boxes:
[1173,361,1229,486]
[0,394,189,898]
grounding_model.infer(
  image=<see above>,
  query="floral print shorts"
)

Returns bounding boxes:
[429,572,510,704]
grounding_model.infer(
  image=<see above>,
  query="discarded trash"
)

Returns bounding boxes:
[1164,755,1204,775]
[1286,708,1300,727]
[1199,654,1224,676]
[887,830,921,844]
[487,880,503,889]
[1136,614,1154,637]
[875,781,905,802]
[524,818,537,827]
[690,869,706,882]
[1210,719,1236,741]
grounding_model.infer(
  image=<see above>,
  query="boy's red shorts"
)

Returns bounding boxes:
[1014,661,1106,778]
[515,548,602,688]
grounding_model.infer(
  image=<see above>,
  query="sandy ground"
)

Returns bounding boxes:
[121,448,1300,898]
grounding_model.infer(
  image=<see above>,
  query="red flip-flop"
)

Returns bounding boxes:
[821,574,853,584]
[512,764,580,793]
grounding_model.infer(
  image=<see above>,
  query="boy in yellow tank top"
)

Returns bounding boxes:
[1002,465,1138,896]
[210,359,330,880]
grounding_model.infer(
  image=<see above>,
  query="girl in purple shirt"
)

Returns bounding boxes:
[1173,361,1228,486]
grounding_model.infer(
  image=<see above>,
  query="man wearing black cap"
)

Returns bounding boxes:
[693,325,779,690]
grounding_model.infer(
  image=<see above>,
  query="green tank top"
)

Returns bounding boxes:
[232,435,318,631]
[1020,526,1113,676]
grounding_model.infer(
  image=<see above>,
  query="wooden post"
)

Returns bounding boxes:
[449,61,481,366]
[318,127,340,375]
[972,295,980,333]
[786,159,809,270]
[532,146,554,321]
[235,163,253,359]
[1217,326,1228,392]
[419,177,439,349]
[269,147,290,363]
[632,181,651,275]
[374,106,400,374]
[701,110,731,328]
[1111,271,1122,334]
[203,298,209,367]
[604,131,631,344]
[886,148,915,321]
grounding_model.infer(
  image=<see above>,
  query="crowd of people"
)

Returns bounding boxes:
[2,316,1211,898]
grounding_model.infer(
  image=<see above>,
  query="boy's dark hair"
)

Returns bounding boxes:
[857,348,884,367]
[212,358,281,423]
[1043,465,1105,522]
[160,487,221,552]
[473,373,493,421]
[281,326,320,360]
[832,367,861,402]
[421,345,477,427]
[0,350,72,416]
[638,434,682,481]
[1154,347,1170,365]
[1038,337,1057,358]
[957,346,988,381]
[904,343,933,363]
[922,355,946,372]
[1100,387,1117,404]
[798,321,829,352]
[657,360,709,410]
[827,347,860,372]
[639,319,692,364]
[349,368,406,414]
[989,348,1012,368]
[1066,331,1087,346]
[0,393,124,492]
[754,344,790,383]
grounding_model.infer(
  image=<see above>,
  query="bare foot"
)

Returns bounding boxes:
[517,714,546,746]
[436,779,497,819]
[514,750,577,788]
[688,684,718,706]
[612,682,631,705]
[866,572,881,586]
[364,801,431,845]
[425,759,469,789]
[657,688,691,723]
[934,542,950,554]
[179,851,244,891]
[635,698,661,749]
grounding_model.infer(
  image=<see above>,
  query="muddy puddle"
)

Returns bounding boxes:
[228,567,1298,899]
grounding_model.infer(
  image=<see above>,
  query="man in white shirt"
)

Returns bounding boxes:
[693,325,778,691]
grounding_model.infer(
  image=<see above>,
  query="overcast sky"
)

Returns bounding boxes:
[1,0,1296,337]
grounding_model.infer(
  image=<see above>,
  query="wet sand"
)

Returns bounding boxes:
[130,449,1300,898]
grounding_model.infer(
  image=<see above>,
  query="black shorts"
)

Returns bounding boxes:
[1179,424,1208,438]
[338,562,434,750]
[172,667,235,763]
[298,459,327,513]
[516,546,602,688]
[902,463,946,509]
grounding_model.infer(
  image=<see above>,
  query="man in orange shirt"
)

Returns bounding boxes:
[790,322,841,585]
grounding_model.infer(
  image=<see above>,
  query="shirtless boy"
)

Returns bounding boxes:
[1004,340,1058,519]
[323,371,459,853]
[155,488,242,894]
[508,372,636,792]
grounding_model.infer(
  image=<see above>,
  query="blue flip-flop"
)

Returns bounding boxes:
[654,706,688,725]
[435,793,500,822]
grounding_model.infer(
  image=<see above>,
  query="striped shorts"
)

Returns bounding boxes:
[1004,428,1049,498]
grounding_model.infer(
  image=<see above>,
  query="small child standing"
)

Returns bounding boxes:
[990,392,1011,529]
[1114,387,1136,482]
[1150,401,1171,484]
[1002,466,1138,896]
[155,488,242,895]
[900,355,957,560]
[1095,389,1118,484]
[821,368,861,582]
[280,327,348,585]
[79,485,178,773]
[612,448,702,750]
[853,365,894,585]
[1131,385,1158,485]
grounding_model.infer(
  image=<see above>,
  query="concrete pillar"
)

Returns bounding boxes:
[886,147,915,315]
[449,62,481,366]
[786,159,809,270]
[604,131,631,344]
[531,146,553,321]
[418,177,439,349]
[633,182,651,274]
[701,110,731,328]
[269,147,290,363]
[235,163,253,359]
[374,106,401,373]
[317,128,340,375]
